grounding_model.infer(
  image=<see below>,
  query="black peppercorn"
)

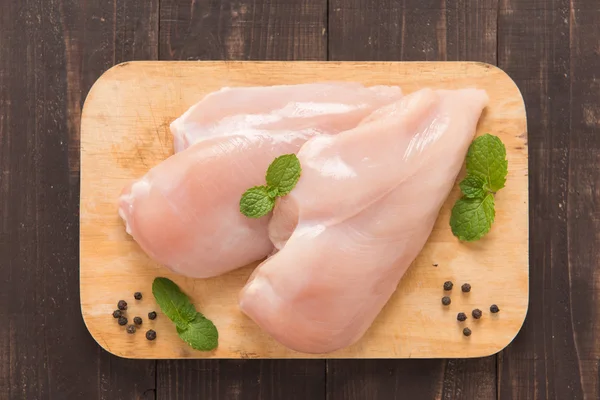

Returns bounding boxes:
[472,309,483,319]
[146,329,157,341]
[133,316,143,325]
[134,292,142,300]
[126,325,136,334]
[443,281,453,291]
[148,311,157,320]
[442,296,451,306]
[461,283,471,293]
[118,316,128,326]
[112,310,122,319]
[433,263,438,267]
[117,300,128,310]
[490,304,500,313]
[463,327,472,337]
[457,312,467,322]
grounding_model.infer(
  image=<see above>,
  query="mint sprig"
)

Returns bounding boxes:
[240,154,302,218]
[450,134,508,241]
[152,277,196,329]
[152,277,218,351]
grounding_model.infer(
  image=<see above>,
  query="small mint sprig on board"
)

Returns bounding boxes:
[152,277,218,351]
[450,134,508,242]
[240,154,302,218]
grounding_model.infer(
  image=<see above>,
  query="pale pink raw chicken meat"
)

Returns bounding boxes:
[171,83,403,152]
[239,88,489,354]
[119,82,403,278]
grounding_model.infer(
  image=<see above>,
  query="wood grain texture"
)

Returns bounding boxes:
[0,0,158,399]
[327,2,499,399]
[157,2,328,398]
[328,357,497,400]
[159,0,327,60]
[157,360,325,399]
[329,0,498,62]
[80,60,528,360]
[568,2,600,398]
[497,0,600,399]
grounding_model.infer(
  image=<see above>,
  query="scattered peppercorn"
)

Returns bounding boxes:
[117,300,128,310]
[443,281,453,291]
[146,330,157,341]
[148,311,157,320]
[463,327,472,337]
[118,316,128,326]
[472,309,483,319]
[442,296,451,306]
[112,310,122,319]
[490,304,500,313]
[457,312,467,322]
[134,316,143,325]
[127,325,136,334]
[461,283,471,293]
[134,292,142,300]
[433,263,438,267]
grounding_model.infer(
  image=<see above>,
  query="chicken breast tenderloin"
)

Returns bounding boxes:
[239,88,489,354]
[119,83,403,278]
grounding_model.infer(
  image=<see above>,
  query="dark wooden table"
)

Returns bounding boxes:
[1,1,599,399]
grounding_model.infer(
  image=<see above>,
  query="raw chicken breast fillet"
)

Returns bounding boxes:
[171,83,403,152]
[119,82,403,278]
[239,88,489,353]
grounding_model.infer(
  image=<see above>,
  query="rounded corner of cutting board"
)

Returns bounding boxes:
[81,63,124,110]
[81,61,153,126]
[470,301,530,359]
[477,62,528,131]
[80,305,135,360]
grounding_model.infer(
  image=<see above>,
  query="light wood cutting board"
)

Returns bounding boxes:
[80,61,528,359]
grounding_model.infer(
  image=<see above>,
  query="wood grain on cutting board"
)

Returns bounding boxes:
[80,61,528,359]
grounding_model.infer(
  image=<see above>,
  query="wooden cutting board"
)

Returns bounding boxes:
[80,61,528,359]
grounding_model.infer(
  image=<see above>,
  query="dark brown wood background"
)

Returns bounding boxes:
[0,0,598,399]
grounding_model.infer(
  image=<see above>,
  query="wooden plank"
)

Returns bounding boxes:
[497,0,600,399]
[157,1,328,398]
[159,0,327,60]
[79,60,527,360]
[329,0,498,62]
[567,3,600,398]
[328,357,497,400]
[327,2,499,399]
[157,360,325,399]
[0,0,158,398]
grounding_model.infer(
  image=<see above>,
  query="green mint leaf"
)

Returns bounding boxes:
[153,278,219,352]
[265,154,302,196]
[152,277,197,330]
[239,186,275,218]
[465,134,508,192]
[450,194,495,242]
[176,313,219,351]
[459,175,487,199]
[240,154,302,219]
